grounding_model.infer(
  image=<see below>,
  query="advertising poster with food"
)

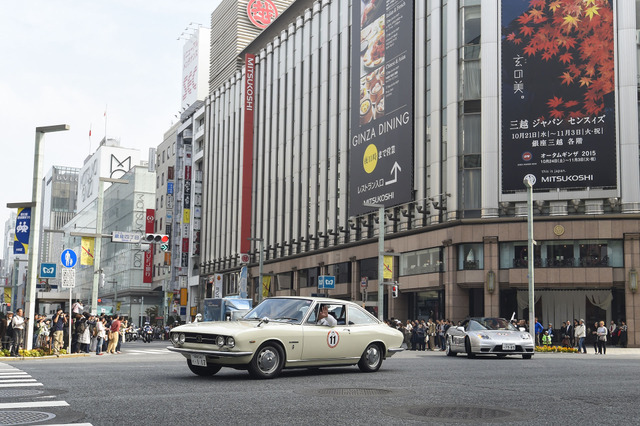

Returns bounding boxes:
[349,0,415,216]
[501,0,617,192]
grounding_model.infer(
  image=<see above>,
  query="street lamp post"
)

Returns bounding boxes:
[364,202,385,321]
[524,175,536,337]
[248,237,264,304]
[23,124,70,350]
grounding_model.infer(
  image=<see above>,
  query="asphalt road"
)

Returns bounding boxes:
[2,341,639,425]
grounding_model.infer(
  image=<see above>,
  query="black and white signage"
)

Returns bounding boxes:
[349,0,415,216]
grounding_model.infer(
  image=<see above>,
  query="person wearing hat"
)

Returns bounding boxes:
[575,319,587,353]
[546,323,554,344]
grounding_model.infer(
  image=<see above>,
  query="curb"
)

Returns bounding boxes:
[0,353,92,361]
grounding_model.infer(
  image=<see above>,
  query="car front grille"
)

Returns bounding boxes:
[182,332,219,345]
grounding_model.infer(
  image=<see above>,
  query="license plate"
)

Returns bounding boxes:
[502,343,516,351]
[191,354,207,367]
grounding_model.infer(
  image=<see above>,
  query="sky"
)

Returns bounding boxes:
[0,0,220,238]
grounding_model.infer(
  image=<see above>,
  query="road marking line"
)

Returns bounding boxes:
[0,371,28,375]
[0,401,69,409]
[0,379,37,383]
[0,368,20,372]
[47,423,93,426]
[126,349,170,354]
[0,382,43,387]
[0,375,32,379]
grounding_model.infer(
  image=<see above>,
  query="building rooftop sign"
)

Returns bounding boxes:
[247,0,278,29]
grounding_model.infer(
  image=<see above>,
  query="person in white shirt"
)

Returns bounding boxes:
[72,300,84,315]
[575,319,587,353]
[11,309,28,356]
[316,304,337,327]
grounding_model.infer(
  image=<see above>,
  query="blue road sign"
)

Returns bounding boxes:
[40,263,57,278]
[60,249,77,268]
[318,275,336,290]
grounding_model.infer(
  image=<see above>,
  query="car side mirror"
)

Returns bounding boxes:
[456,326,465,332]
[519,327,526,332]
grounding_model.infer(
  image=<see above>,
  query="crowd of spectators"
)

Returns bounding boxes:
[385,318,454,351]
[0,300,137,357]
[383,315,629,355]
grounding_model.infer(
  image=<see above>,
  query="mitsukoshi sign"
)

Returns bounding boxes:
[501,0,617,192]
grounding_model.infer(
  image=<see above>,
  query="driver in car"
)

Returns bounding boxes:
[317,304,337,327]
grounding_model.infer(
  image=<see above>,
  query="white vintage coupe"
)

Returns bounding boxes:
[168,297,404,379]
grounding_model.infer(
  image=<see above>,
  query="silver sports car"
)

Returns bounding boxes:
[445,317,535,359]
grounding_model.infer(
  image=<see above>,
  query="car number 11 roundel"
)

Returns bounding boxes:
[327,330,340,348]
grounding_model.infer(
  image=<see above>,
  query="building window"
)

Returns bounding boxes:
[499,240,623,269]
[400,247,444,275]
[359,258,378,280]
[327,262,351,284]
[277,272,293,290]
[458,243,483,270]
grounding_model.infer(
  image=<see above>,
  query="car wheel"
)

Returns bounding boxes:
[358,343,383,372]
[248,343,285,379]
[465,337,475,359]
[445,337,456,357]
[522,354,532,359]
[186,359,222,376]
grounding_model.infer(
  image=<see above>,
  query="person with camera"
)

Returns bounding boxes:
[52,309,67,356]
[10,308,28,356]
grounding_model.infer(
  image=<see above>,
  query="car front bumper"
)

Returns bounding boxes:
[167,346,254,358]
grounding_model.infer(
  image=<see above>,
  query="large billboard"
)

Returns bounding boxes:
[181,28,210,110]
[349,0,414,216]
[501,0,616,192]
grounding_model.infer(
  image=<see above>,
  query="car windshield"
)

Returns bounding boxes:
[243,298,312,323]
[470,318,518,331]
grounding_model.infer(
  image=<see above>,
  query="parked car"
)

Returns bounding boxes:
[445,317,534,359]
[168,296,404,379]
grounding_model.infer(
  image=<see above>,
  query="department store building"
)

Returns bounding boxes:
[199,0,640,346]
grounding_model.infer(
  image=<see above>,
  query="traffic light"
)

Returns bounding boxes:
[391,285,399,298]
[145,234,170,251]
[99,272,105,288]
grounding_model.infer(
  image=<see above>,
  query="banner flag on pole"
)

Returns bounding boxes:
[262,275,271,299]
[80,237,95,265]
[13,207,31,254]
[383,255,394,280]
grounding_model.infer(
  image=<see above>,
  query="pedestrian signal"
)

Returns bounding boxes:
[391,285,399,298]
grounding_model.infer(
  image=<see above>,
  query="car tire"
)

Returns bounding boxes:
[522,354,532,359]
[465,337,475,359]
[186,359,222,376]
[445,337,456,357]
[248,343,285,379]
[358,343,383,372]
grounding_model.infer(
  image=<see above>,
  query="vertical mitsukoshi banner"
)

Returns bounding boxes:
[349,0,414,216]
[501,0,617,192]
[13,207,31,254]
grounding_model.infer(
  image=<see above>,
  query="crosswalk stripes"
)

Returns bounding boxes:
[0,362,93,426]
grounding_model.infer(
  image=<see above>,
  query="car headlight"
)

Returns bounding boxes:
[178,333,185,345]
[226,337,235,348]
[522,333,532,340]
[171,333,179,345]
[477,334,490,339]
[216,336,225,347]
